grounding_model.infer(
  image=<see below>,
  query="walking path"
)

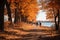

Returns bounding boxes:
[0,22,60,40]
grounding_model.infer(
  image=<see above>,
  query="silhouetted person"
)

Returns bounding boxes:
[40,23,41,26]
[36,22,38,25]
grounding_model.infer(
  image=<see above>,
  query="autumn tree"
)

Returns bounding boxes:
[4,0,12,23]
[0,0,5,31]
[0,0,12,31]
[13,0,38,23]
[46,0,60,30]
[38,0,60,30]
[14,0,20,23]
[6,0,12,23]
[21,0,38,22]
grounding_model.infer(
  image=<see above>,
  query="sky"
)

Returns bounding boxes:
[36,0,49,21]
[36,10,46,21]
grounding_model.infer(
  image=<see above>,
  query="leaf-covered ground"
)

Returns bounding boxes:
[0,22,60,40]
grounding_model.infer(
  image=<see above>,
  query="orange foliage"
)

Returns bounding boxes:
[7,0,38,22]
[19,0,38,21]
[45,0,60,20]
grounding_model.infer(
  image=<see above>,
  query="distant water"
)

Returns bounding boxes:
[41,22,55,27]
[4,15,8,22]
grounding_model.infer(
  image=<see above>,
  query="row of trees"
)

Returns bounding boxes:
[7,0,38,23]
[0,0,60,31]
[0,0,38,31]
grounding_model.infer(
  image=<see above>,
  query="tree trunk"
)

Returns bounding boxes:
[55,16,58,30]
[14,2,21,23]
[6,0,12,23]
[57,9,59,30]
[55,9,59,31]
[0,0,5,31]
[14,9,18,23]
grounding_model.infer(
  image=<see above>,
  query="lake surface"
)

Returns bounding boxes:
[41,22,55,27]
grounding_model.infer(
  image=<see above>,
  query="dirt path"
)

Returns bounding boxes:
[0,22,59,40]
